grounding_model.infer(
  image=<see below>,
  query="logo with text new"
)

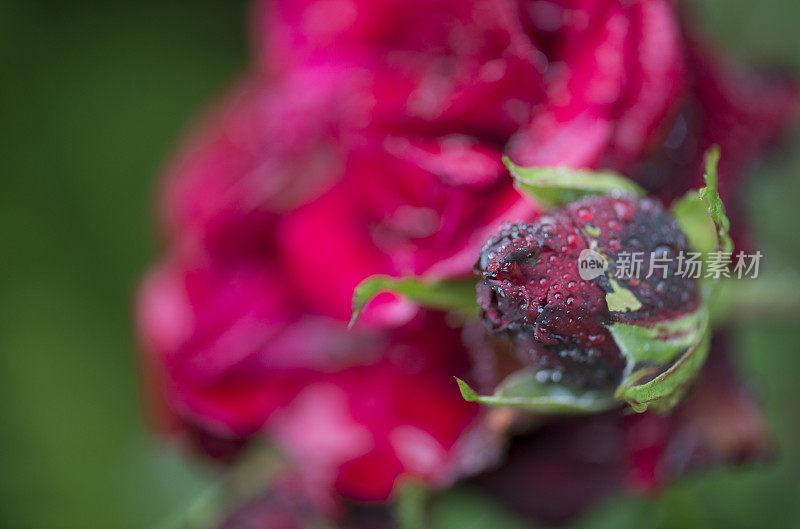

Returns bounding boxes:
[577,249,608,280]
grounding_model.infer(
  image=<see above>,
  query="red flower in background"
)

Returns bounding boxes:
[139,248,496,500]
[137,0,797,521]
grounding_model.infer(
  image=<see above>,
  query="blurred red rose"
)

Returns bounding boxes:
[138,0,797,512]
[138,241,497,499]
[256,0,686,168]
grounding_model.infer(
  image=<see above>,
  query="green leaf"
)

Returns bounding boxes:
[503,156,645,207]
[612,308,710,413]
[605,278,643,313]
[456,370,618,414]
[350,275,478,328]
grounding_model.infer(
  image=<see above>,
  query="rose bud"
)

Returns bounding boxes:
[475,194,699,389]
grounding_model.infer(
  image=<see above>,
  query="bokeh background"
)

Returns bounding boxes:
[1,1,799,528]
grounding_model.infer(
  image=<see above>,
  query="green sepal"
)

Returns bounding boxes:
[671,146,733,254]
[503,156,645,207]
[350,275,478,328]
[611,307,710,413]
[456,370,617,414]
[698,146,733,253]
[610,309,706,365]
[671,192,718,254]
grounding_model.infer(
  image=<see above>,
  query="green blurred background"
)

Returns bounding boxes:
[1,1,798,528]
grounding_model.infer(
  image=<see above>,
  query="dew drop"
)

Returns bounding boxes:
[588,334,605,344]
[613,200,633,221]
[567,233,580,247]
[577,207,593,221]
[653,244,674,258]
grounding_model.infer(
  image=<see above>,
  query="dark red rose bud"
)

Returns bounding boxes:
[475,195,699,388]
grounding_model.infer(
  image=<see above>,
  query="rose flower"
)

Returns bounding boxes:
[137,0,798,524]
